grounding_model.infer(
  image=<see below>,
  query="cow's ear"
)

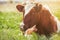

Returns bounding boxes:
[16,5,24,12]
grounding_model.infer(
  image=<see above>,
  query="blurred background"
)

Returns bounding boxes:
[0,0,60,13]
[0,0,60,40]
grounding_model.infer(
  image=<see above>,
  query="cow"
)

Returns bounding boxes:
[16,2,60,38]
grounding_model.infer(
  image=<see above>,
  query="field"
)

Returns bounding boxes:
[0,9,60,40]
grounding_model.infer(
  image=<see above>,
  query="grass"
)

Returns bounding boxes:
[0,10,60,40]
[54,9,60,20]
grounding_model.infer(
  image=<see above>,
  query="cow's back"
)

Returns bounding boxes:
[36,6,57,36]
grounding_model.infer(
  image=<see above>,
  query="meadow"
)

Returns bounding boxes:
[0,10,60,40]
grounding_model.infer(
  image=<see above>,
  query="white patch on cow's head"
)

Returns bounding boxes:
[24,3,35,17]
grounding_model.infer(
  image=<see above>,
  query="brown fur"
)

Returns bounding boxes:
[16,3,57,37]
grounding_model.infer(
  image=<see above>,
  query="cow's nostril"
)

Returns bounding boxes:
[20,25,24,31]
[20,21,25,31]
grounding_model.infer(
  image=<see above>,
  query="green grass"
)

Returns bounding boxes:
[0,10,60,40]
[0,12,23,29]
[54,9,60,20]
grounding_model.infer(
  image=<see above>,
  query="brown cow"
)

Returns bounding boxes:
[16,2,59,37]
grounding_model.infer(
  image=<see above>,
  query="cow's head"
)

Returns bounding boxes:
[16,2,42,32]
[16,3,42,17]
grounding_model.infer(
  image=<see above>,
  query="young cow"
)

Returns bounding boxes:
[16,2,60,37]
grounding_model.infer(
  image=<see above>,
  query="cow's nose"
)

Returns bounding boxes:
[20,22,25,31]
[20,24,24,31]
